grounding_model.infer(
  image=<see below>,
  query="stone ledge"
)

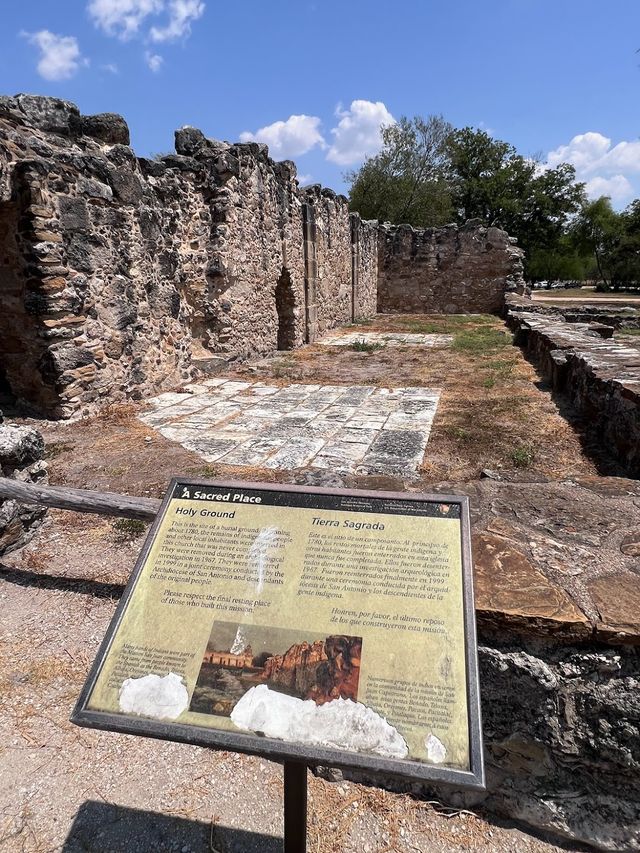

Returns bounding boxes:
[433,478,640,645]
[505,300,640,477]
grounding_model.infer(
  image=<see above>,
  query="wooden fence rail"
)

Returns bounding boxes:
[0,477,161,521]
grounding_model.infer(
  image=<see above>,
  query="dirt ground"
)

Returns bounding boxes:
[533,290,640,306]
[0,314,604,852]
[30,314,604,498]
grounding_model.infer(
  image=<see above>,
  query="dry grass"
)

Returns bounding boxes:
[306,776,497,852]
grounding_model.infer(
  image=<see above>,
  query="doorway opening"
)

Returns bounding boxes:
[276,268,296,351]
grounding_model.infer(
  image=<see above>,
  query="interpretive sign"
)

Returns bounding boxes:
[73,479,484,789]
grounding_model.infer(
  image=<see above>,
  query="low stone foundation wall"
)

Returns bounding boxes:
[510,293,640,330]
[377,220,525,314]
[505,296,640,478]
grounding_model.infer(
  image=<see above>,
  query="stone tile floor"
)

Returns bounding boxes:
[139,379,441,475]
[319,331,453,347]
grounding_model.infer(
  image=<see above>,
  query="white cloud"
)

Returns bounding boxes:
[25,30,87,81]
[584,174,634,204]
[102,62,119,73]
[326,100,395,166]
[88,0,204,42]
[546,131,640,203]
[88,0,164,39]
[240,115,325,160]
[150,0,205,41]
[297,173,313,186]
[145,51,163,72]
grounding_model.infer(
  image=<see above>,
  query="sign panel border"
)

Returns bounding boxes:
[71,478,485,790]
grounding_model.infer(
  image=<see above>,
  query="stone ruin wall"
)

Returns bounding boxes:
[0,96,197,418]
[377,221,525,314]
[170,127,309,361]
[352,212,379,320]
[301,185,352,340]
[0,95,522,419]
[0,96,379,418]
[505,293,640,478]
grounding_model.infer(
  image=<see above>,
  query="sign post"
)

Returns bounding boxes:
[284,761,307,853]
[72,479,484,844]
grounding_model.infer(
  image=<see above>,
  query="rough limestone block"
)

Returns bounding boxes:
[0,421,48,555]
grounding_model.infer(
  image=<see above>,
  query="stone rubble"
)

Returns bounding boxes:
[0,414,48,554]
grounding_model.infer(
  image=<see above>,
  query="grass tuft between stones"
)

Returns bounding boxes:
[350,339,386,353]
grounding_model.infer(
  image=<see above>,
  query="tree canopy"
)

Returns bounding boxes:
[571,197,640,290]
[346,116,595,280]
[346,116,454,227]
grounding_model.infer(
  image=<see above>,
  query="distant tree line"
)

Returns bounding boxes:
[346,116,640,289]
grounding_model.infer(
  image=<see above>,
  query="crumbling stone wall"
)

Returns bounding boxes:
[351,214,378,320]
[0,95,380,417]
[377,220,525,314]
[1,94,523,418]
[505,295,640,478]
[0,95,194,417]
[301,186,352,338]
[172,128,308,359]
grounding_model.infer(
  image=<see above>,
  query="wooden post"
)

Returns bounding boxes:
[283,761,307,853]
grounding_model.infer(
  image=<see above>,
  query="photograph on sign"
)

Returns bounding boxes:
[73,480,483,788]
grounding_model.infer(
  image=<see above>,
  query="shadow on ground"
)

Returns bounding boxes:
[0,564,125,598]
[63,801,282,853]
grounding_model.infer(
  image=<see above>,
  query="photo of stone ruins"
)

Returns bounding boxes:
[190,623,361,718]
[1,91,639,853]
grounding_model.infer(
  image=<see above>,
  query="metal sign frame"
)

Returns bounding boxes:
[72,478,484,790]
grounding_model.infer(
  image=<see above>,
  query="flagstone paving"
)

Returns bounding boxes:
[319,331,453,347]
[139,379,441,475]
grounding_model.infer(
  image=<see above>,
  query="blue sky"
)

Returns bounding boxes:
[1,0,639,204]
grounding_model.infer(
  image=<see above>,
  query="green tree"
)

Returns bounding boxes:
[571,197,622,289]
[610,200,640,289]
[446,128,585,270]
[347,119,586,279]
[527,236,589,283]
[346,115,454,227]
